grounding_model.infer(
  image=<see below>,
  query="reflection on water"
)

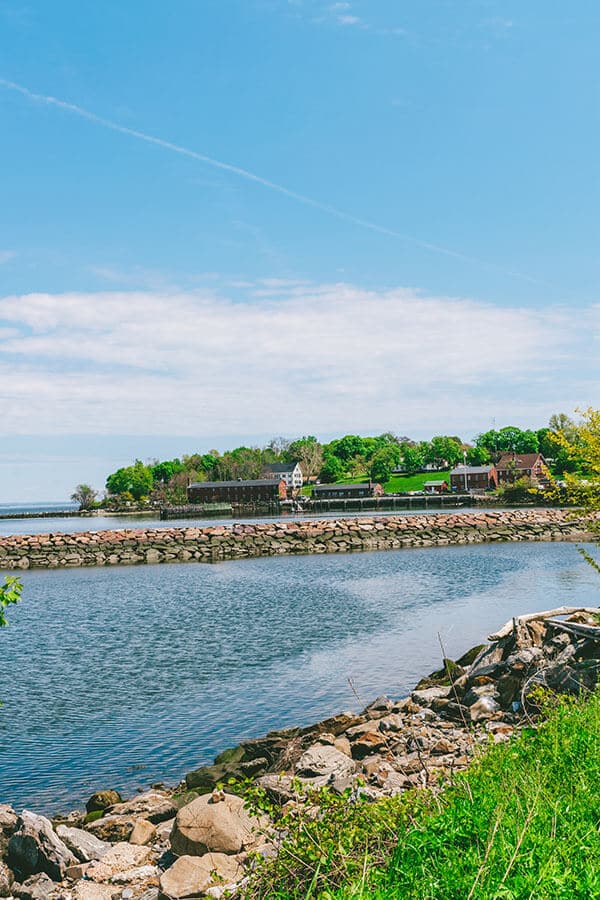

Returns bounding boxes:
[0,541,596,811]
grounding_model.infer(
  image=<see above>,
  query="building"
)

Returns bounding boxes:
[187,479,286,504]
[312,482,384,500]
[423,480,449,494]
[262,462,304,490]
[449,465,498,492]
[495,453,550,485]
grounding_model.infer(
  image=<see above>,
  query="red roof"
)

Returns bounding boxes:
[496,453,544,469]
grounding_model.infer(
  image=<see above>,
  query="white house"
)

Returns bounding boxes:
[262,462,304,490]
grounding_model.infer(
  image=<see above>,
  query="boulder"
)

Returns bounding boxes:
[8,811,77,881]
[14,872,57,900]
[86,814,137,843]
[170,794,266,857]
[158,853,243,900]
[295,745,355,779]
[85,792,122,814]
[85,842,151,882]
[469,695,500,721]
[0,861,13,898]
[55,825,111,862]
[0,805,18,858]
[129,820,157,846]
[72,884,118,900]
[109,792,176,825]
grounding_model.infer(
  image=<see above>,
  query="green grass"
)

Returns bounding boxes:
[303,471,451,497]
[245,691,600,899]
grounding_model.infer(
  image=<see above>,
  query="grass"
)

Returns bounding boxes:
[303,471,451,497]
[244,691,600,899]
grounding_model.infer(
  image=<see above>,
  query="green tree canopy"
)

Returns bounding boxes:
[106,460,154,500]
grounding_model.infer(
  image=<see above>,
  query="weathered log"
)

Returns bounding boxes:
[545,619,600,641]
[488,607,600,641]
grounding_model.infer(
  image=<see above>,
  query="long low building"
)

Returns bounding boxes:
[187,479,287,504]
[312,482,384,500]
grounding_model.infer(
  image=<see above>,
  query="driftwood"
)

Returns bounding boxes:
[488,607,600,642]
[545,619,600,641]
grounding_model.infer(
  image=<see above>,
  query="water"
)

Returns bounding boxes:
[0,506,499,537]
[1,541,597,812]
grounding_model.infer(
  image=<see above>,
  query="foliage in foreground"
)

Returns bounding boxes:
[0,575,21,628]
[246,692,600,899]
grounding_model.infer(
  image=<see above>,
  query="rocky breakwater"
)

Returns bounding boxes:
[0,509,596,571]
[0,606,598,899]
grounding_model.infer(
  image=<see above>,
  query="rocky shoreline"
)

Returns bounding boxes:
[1,605,599,899]
[0,509,595,571]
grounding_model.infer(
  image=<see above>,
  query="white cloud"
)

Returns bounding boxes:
[0,250,16,264]
[0,283,595,440]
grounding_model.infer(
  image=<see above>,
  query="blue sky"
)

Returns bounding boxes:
[0,1,599,500]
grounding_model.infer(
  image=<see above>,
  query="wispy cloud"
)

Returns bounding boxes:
[0,250,16,264]
[0,284,594,439]
[0,78,544,286]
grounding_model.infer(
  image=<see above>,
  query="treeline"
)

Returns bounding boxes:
[87,413,583,508]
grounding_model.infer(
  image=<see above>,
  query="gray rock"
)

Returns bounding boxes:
[0,861,13,898]
[55,825,111,862]
[170,794,267,857]
[411,686,450,706]
[0,805,18,858]
[469,695,500,721]
[8,811,77,881]
[15,872,57,900]
[109,792,176,825]
[295,745,355,779]
[159,853,243,900]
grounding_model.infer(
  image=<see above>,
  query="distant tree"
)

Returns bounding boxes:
[106,460,154,500]
[268,436,291,457]
[70,484,98,511]
[369,445,399,483]
[288,436,324,481]
[400,443,425,472]
[426,436,462,468]
[151,459,184,484]
[327,435,366,463]
[319,453,345,483]
[466,445,491,466]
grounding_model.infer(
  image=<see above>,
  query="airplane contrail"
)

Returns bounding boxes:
[0,77,545,285]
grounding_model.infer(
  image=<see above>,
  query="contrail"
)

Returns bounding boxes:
[0,77,544,285]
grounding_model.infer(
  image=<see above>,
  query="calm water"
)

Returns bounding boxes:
[1,541,598,812]
[0,506,498,537]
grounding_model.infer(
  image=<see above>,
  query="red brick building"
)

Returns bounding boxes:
[496,453,550,485]
[449,465,498,492]
[187,479,287,503]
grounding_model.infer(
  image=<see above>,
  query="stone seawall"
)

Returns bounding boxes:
[0,509,595,572]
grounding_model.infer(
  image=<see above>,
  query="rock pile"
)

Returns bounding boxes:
[0,509,595,571]
[0,607,598,898]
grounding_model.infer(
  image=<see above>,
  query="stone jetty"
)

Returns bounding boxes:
[0,509,595,571]
[1,606,599,898]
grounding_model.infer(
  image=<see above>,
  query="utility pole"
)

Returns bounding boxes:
[463,449,468,493]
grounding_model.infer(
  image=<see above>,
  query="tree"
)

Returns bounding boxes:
[151,459,184,484]
[426,436,462,469]
[400,443,425,472]
[466,445,491,466]
[70,484,98,511]
[319,454,345,483]
[327,435,366,463]
[106,460,154,500]
[369,446,398,483]
[288,436,324,481]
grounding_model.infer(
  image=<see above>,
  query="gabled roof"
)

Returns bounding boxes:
[262,463,300,474]
[496,453,544,469]
[450,465,495,475]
